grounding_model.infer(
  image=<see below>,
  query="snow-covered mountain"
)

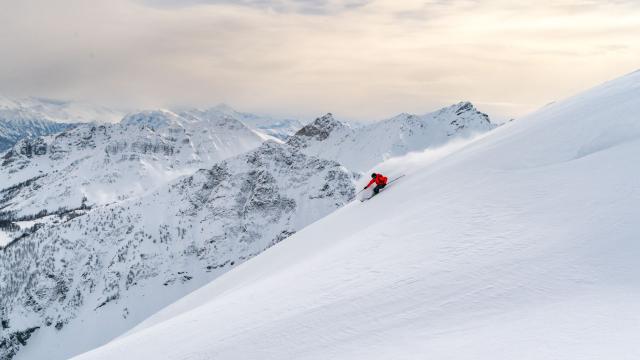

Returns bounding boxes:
[0,98,302,154]
[122,109,270,162]
[70,71,640,360]
[0,97,123,152]
[288,101,496,173]
[0,141,354,360]
[0,118,73,153]
[201,104,304,140]
[0,96,122,124]
[0,100,498,359]
[0,110,266,245]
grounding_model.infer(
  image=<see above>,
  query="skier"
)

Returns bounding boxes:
[364,173,388,195]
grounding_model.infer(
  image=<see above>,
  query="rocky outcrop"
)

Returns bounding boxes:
[288,113,346,146]
[0,114,265,220]
[0,141,355,360]
[0,101,498,360]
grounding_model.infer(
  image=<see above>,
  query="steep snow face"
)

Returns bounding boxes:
[0,141,354,360]
[0,97,122,151]
[0,98,495,359]
[0,111,265,245]
[73,71,640,360]
[287,102,496,173]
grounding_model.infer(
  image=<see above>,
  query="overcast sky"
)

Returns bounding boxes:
[0,0,638,121]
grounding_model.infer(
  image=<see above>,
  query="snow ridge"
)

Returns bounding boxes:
[0,96,123,152]
[0,118,75,153]
[0,101,497,360]
[288,102,496,172]
[70,68,640,360]
[203,104,304,140]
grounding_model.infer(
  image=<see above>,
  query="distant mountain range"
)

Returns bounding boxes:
[0,98,305,154]
[288,102,496,173]
[201,104,304,141]
[68,70,640,360]
[0,96,123,152]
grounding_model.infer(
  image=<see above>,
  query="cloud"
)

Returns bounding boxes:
[0,0,638,121]
[141,0,372,14]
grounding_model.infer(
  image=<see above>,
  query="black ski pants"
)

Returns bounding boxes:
[373,183,386,194]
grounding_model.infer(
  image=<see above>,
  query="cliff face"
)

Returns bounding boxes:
[0,141,354,360]
[0,101,498,360]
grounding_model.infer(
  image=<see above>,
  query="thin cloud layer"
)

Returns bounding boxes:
[144,0,372,14]
[0,0,638,121]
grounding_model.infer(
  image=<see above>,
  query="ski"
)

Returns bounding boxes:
[359,174,405,202]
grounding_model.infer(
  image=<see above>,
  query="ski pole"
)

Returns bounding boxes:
[387,174,405,184]
[349,187,366,202]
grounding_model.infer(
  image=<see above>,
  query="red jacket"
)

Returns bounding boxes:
[366,174,388,188]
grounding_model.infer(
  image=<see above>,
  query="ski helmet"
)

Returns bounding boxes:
[371,173,377,178]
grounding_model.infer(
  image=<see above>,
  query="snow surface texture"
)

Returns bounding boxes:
[0,101,495,359]
[74,71,640,360]
[287,101,496,173]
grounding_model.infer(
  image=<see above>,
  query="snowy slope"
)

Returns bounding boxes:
[0,98,496,359]
[74,71,640,360]
[0,108,277,358]
[287,102,496,173]
[0,141,354,360]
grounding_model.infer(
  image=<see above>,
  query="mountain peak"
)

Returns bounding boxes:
[0,117,75,153]
[454,101,474,112]
[318,112,337,124]
[211,103,236,113]
[431,101,491,125]
[121,109,182,129]
[437,101,476,116]
[292,113,344,140]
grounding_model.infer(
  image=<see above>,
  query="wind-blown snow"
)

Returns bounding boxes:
[288,102,496,173]
[0,100,491,359]
[74,71,640,359]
